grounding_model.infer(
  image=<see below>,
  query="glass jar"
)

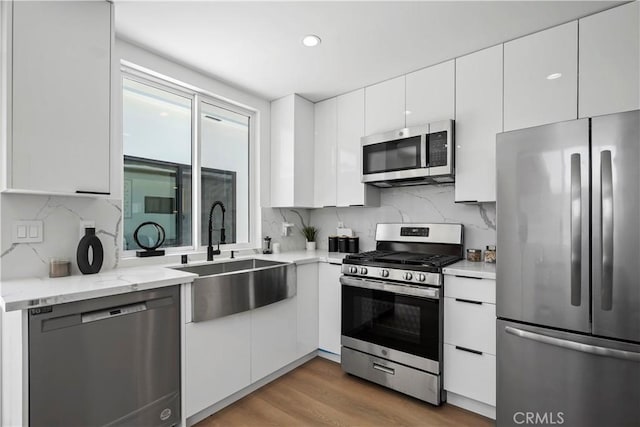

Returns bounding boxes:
[466,248,482,262]
[484,245,496,263]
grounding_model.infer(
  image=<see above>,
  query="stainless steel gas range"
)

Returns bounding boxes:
[340,223,463,405]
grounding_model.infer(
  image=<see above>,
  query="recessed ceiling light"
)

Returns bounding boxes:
[302,34,321,47]
[546,73,562,80]
[159,112,169,117]
[404,110,412,115]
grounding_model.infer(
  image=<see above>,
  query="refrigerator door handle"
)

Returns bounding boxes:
[505,326,640,362]
[601,150,614,311]
[570,153,582,306]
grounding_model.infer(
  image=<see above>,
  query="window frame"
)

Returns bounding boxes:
[121,67,257,258]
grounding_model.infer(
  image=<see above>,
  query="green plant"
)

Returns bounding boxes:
[289,209,319,242]
[301,225,318,242]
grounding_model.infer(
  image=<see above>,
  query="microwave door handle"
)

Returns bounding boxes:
[421,134,428,168]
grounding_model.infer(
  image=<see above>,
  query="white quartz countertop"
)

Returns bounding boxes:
[0,250,346,312]
[443,260,496,280]
[255,250,346,265]
[0,266,197,312]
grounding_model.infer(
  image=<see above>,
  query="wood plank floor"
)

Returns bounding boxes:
[195,357,494,427]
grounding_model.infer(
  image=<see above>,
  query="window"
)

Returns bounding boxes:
[122,72,252,253]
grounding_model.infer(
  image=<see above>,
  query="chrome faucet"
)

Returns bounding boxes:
[207,201,226,261]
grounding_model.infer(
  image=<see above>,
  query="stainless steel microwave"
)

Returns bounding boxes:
[360,120,454,187]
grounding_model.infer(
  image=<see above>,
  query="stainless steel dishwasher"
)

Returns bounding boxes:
[28,286,181,427]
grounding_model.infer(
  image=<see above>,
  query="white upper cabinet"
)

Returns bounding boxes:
[504,22,578,131]
[270,94,315,207]
[313,98,337,207]
[336,89,380,207]
[455,45,503,203]
[579,2,639,118]
[405,60,455,127]
[7,1,112,195]
[365,76,406,135]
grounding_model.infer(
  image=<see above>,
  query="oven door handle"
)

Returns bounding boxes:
[340,276,440,300]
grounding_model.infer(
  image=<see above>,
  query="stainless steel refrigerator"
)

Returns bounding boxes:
[496,110,640,427]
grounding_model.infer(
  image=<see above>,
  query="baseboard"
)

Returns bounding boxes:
[446,391,496,420]
[317,349,341,363]
[186,351,317,426]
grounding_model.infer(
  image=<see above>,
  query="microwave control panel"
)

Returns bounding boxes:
[428,131,448,167]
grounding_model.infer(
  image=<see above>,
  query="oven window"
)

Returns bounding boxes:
[341,285,439,361]
[363,136,422,174]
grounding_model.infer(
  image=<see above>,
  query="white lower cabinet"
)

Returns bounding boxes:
[296,263,319,357]
[185,311,252,417]
[318,262,342,355]
[251,296,299,382]
[443,274,496,415]
[444,344,496,406]
[444,297,496,355]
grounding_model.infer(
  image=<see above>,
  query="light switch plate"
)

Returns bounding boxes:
[12,220,43,243]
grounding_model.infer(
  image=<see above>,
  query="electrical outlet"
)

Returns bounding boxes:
[281,222,294,236]
[337,221,344,228]
[79,220,96,240]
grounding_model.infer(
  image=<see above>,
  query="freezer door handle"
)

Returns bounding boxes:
[601,150,614,311]
[505,326,640,362]
[570,153,582,306]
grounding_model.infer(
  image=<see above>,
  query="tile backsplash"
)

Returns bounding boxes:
[308,184,496,253]
[0,194,122,280]
[1,184,495,279]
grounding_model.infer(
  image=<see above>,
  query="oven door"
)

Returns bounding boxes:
[361,127,428,183]
[340,276,441,374]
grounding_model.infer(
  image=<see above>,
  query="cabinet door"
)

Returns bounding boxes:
[313,98,337,207]
[297,263,319,357]
[251,297,298,382]
[270,94,315,208]
[185,312,251,417]
[579,2,639,118]
[405,60,455,127]
[11,1,111,194]
[318,262,342,355]
[504,22,577,131]
[365,76,405,135]
[454,45,503,202]
[337,89,379,207]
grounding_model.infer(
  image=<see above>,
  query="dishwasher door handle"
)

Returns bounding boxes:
[81,302,147,323]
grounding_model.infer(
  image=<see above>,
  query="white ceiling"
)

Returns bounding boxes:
[115,1,623,103]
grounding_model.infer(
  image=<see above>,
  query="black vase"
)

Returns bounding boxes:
[77,227,104,274]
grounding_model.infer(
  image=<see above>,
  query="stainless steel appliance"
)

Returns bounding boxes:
[29,286,181,427]
[496,110,640,427]
[361,120,455,187]
[340,223,463,405]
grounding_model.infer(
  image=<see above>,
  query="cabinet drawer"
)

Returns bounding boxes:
[444,275,495,303]
[444,343,496,406]
[444,297,496,355]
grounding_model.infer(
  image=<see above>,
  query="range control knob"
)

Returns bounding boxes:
[404,272,413,281]
[417,273,426,282]
[349,266,358,274]
[381,269,390,278]
[360,267,368,275]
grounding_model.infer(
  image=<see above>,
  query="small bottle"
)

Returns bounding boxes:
[262,236,272,254]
